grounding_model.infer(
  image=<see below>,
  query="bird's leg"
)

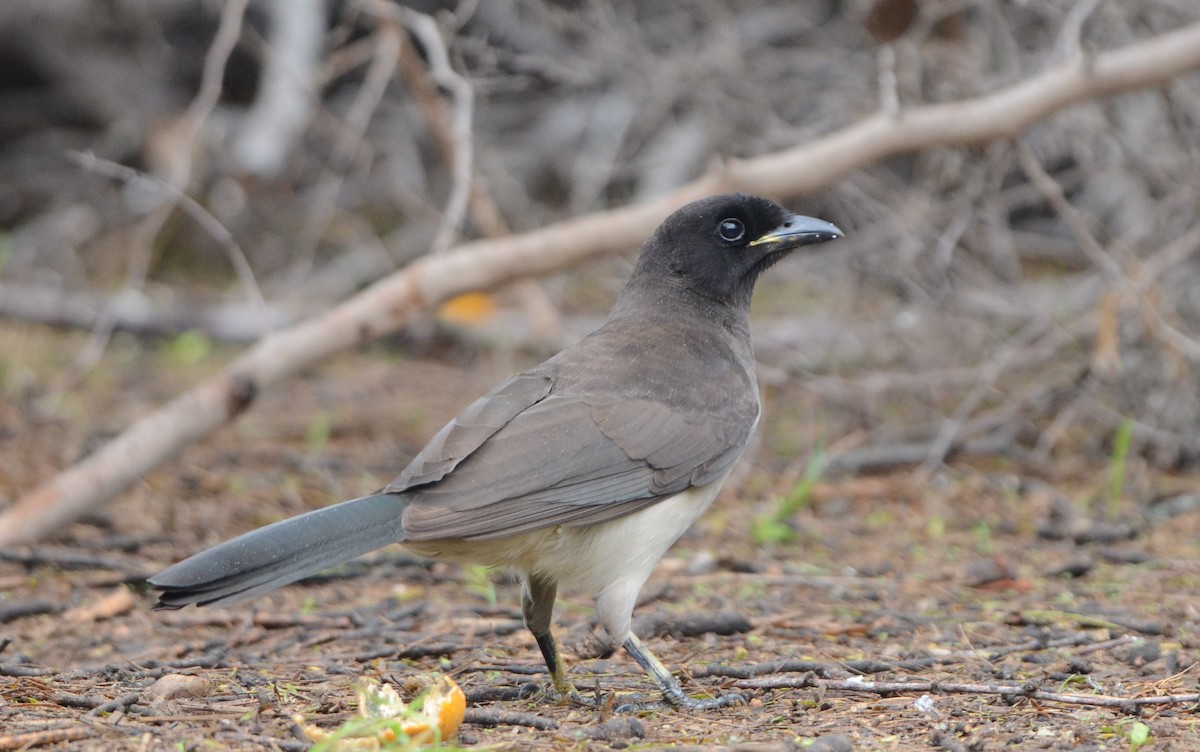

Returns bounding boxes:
[521,575,581,701]
[619,632,745,711]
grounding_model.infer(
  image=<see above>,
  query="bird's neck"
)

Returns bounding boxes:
[610,264,754,342]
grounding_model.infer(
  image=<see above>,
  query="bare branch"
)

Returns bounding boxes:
[390,1,558,336]
[174,0,251,190]
[388,3,475,253]
[231,0,324,177]
[0,281,298,343]
[70,151,268,328]
[1050,0,1105,65]
[1015,139,1125,283]
[289,18,402,279]
[3,22,1200,543]
[724,21,1200,198]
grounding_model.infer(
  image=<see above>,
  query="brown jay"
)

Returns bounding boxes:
[150,194,843,710]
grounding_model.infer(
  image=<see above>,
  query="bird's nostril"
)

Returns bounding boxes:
[784,222,792,228]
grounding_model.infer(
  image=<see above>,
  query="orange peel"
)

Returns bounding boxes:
[296,675,466,748]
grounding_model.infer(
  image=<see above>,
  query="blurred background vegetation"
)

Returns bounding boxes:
[1,0,1199,508]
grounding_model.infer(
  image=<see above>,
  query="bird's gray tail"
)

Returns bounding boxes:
[149,493,409,609]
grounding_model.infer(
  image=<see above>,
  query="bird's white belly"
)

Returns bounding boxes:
[407,479,725,597]
[536,480,723,593]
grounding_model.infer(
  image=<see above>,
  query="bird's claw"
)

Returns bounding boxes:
[616,690,746,713]
[673,691,747,711]
[520,680,605,708]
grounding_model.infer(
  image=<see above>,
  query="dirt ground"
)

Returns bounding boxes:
[1,322,1198,751]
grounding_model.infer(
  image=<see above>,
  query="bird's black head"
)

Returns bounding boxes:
[625,194,843,312]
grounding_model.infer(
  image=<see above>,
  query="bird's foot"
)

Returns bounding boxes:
[667,690,747,711]
[620,633,747,712]
[615,689,746,713]
[520,678,605,708]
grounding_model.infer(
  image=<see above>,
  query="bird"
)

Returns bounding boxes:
[149,194,843,710]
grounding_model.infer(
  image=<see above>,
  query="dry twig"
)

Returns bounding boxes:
[735,673,1200,711]
[463,707,560,730]
[289,15,403,280]
[388,0,560,336]
[365,1,475,253]
[69,152,267,328]
[0,726,95,750]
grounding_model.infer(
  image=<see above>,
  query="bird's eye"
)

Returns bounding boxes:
[717,218,745,243]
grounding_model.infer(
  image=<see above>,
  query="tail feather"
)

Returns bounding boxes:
[149,493,409,609]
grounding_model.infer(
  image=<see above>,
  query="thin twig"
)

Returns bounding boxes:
[735,674,1200,710]
[177,0,251,179]
[392,4,475,253]
[1144,307,1200,363]
[290,17,402,280]
[0,727,95,750]
[463,707,560,730]
[69,152,268,332]
[1136,222,1200,364]
[1050,0,1105,65]
[918,318,1049,474]
[1015,139,1125,284]
[387,0,559,336]
[85,692,141,717]
[1139,221,1200,285]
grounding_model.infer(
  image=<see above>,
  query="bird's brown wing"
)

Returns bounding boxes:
[383,372,555,490]
[392,388,758,542]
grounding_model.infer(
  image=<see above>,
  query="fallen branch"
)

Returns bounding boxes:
[0,280,299,342]
[85,691,141,717]
[700,633,1125,679]
[735,674,1200,711]
[0,663,57,677]
[463,707,560,730]
[0,726,95,750]
[3,21,1200,543]
[0,600,64,624]
[0,546,155,578]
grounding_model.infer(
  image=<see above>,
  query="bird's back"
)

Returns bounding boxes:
[392,309,761,543]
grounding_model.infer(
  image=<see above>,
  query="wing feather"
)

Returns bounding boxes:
[384,372,553,491]
[400,394,755,541]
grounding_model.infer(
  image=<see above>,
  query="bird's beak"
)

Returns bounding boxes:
[749,214,844,253]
